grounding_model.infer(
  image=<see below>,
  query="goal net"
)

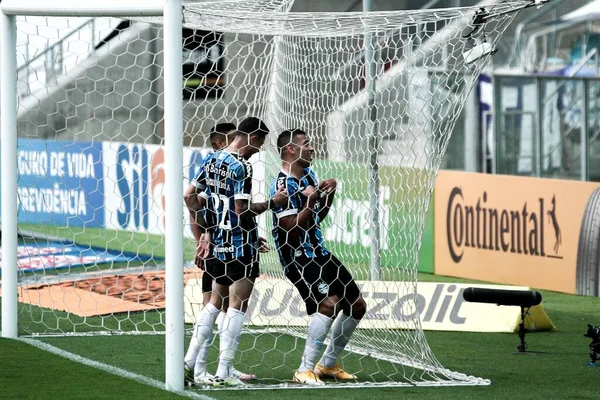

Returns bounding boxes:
[2,0,538,390]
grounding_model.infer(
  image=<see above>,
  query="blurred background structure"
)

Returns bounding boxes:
[10,0,600,181]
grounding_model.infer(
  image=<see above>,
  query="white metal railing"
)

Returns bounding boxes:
[16,17,118,97]
[493,73,600,181]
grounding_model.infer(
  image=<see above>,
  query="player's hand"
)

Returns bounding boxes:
[258,236,271,253]
[319,179,337,194]
[195,233,211,269]
[271,187,288,207]
[302,185,320,207]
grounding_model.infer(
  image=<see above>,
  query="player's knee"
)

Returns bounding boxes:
[203,292,212,307]
[318,296,339,317]
[349,297,367,320]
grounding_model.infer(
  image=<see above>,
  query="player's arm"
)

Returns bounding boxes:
[247,189,288,216]
[185,167,213,239]
[235,195,287,223]
[233,161,287,221]
[184,183,208,240]
[317,178,337,221]
[276,186,319,240]
[184,183,213,265]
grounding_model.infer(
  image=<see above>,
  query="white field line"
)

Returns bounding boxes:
[17,337,216,400]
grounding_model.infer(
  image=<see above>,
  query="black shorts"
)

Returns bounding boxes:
[201,258,219,293]
[284,253,361,315]
[206,254,260,286]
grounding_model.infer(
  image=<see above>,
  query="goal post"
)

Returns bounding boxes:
[1,6,19,340]
[0,0,550,393]
[0,0,186,391]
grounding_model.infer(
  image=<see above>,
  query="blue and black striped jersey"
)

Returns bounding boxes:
[193,150,257,261]
[270,168,328,268]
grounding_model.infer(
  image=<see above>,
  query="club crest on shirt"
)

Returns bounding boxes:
[317,281,329,294]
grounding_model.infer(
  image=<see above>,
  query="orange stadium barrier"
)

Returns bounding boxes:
[435,171,600,294]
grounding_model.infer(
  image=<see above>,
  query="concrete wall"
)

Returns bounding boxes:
[14,0,586,152]
[17,24,163,144]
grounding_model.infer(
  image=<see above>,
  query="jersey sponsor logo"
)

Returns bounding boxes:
[203,160,235,179]
[215,246,235,253]
[205,177,230,191]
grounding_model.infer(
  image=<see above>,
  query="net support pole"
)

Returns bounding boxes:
[0,10,18,339]
[364,0,381,281]
[164,0,184,392]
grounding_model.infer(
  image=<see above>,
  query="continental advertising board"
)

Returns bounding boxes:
[435,170,600,294]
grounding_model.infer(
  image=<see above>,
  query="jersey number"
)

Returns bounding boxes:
[210,193,231,230]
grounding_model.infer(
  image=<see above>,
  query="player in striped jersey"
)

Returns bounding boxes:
[185,122,259,383]
[270,129,367,385]
[185,117,287,387]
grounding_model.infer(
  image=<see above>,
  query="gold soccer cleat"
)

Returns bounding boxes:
[313,363,357,380]
[293,370,325,385]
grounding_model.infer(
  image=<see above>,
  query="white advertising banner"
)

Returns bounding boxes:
[102,142,266,238]
[184,279,553,333]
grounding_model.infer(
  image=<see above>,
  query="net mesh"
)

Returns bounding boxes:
[8,0,537,389]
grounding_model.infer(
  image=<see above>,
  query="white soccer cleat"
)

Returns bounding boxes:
[194,371,217,386]
[214,376,246,387]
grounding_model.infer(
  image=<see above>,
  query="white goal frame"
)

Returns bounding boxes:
[0,0,186,391]
[0,0,551,393]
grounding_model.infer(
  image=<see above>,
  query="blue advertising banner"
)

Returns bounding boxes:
[0,240,156,273]
[15,139,104,227]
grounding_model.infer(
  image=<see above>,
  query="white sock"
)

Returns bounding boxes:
[298,313,333,372]
[215,308,246,378]
[184,302,220,372]
[319,312,359,368]
[216,311,226,335]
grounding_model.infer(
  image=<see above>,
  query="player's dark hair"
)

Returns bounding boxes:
[277,129,307,154]
[237,117,269,138]
[209,122,236,142]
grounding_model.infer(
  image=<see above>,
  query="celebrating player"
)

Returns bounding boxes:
[270,129,367,385]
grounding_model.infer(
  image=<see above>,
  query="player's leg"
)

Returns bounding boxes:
[286,256,334,385]
[216,296,229,333]
[214,292,255,380]
[184,269,215,384]
[184,261,217,380]
[315,253,366,380]
[214,256,258,384]
[187,260,228,384]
